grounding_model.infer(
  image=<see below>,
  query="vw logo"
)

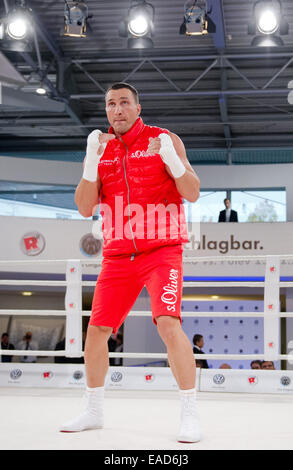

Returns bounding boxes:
[213,374,225,385]
[280,376,291,386]
[73,371,84,381]
[10,369,22,380]
[111,371,123,383]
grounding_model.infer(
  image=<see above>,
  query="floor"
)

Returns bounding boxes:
[1,387,293,450]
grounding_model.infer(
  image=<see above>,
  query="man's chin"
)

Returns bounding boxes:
[113,124,130,135]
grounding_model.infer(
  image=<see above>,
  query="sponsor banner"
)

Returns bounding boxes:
[200,369,293,394]
[0,363,293,394]
[0,363,86,388]
[0,364,178,390]
[105,367,178,390]
[1,363,293,393]
[0,216,293,276]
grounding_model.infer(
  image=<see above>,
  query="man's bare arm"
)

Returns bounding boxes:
[168,132,200,203]
[147,132,200,203]
[74,177,100,218]
[74,131,115,218]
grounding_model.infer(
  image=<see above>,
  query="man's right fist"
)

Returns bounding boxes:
[87,130,116,156]
[83,130,115,183]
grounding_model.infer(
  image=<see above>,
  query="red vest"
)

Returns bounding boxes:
[98,117,188,257]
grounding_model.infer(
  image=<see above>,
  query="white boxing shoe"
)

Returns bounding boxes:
[177,391,201,443]
[59,387,104,433]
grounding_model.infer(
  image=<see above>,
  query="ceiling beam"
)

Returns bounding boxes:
[208,0,226,49]
[70,88,291,99]
[72,51,293,64]
[218,62,232,163]
[26,1,64,61]
[19,52,88,134]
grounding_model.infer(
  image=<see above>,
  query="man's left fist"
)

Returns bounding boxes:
[147,137,161,155]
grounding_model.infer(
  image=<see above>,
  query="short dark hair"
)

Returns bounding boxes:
[193,334,203,346]
[105,82,139,104]
[1,332,8,339]
[224,198,230,203]
[250,360,262,367]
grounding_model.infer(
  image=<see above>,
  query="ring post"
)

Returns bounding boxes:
[65,260,83,358]
[264,255,280,362]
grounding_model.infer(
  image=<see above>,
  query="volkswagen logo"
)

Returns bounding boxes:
[280,376,291,386]
[213,374,225,385]
[10,369,22,380]
[111,371,123,383]
[73,371,84,381]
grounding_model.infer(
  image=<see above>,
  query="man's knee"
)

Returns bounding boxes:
[156,316,181,344]
[85,324,113,346]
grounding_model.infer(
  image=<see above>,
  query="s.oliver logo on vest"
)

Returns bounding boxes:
[129,150,149,158]
[20,232,46,256]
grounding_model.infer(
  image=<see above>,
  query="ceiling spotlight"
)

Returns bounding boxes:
[7,16,28,39]
[257,8,279,34]
[64,1,88,37]
[0,1,32,41]
[128,15,149,37]
[119,0,155,49]
[36,85,46,95]
[179,0,215,36]
[248,0,289,37]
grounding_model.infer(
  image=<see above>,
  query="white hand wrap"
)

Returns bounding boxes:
[159,133,186,179]
[82,129,107,182]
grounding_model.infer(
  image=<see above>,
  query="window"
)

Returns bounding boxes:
[184,189,286,223]
[231,190,286,222]
[0,181,85,220]
[184,191,226,223]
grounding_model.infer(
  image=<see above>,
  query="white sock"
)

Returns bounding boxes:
[86,386,104,393]
[179,388,196,398]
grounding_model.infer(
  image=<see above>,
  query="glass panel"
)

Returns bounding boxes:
[192,191,227,223]
[232,190,286,222]
[0,181,85,220]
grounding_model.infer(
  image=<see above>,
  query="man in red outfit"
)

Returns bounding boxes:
[60,82,201,443]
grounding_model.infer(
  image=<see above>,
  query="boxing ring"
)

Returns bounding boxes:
[1,254,293,450]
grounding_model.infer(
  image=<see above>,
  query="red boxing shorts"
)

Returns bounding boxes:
[89,244,183,334]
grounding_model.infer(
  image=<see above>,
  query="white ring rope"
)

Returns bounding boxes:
[0,253,293,266]
[1,280,293,288]
[0,254,292,362]
[1,309,293,318]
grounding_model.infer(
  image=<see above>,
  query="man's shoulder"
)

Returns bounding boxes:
[143,124,169,135]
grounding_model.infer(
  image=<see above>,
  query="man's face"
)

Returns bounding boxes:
[197,337,204,349]
[251,362,261,369]
[2,335,8,345]
[105,88,141,136]
[262,361,275,370]
[224,199,231,209]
